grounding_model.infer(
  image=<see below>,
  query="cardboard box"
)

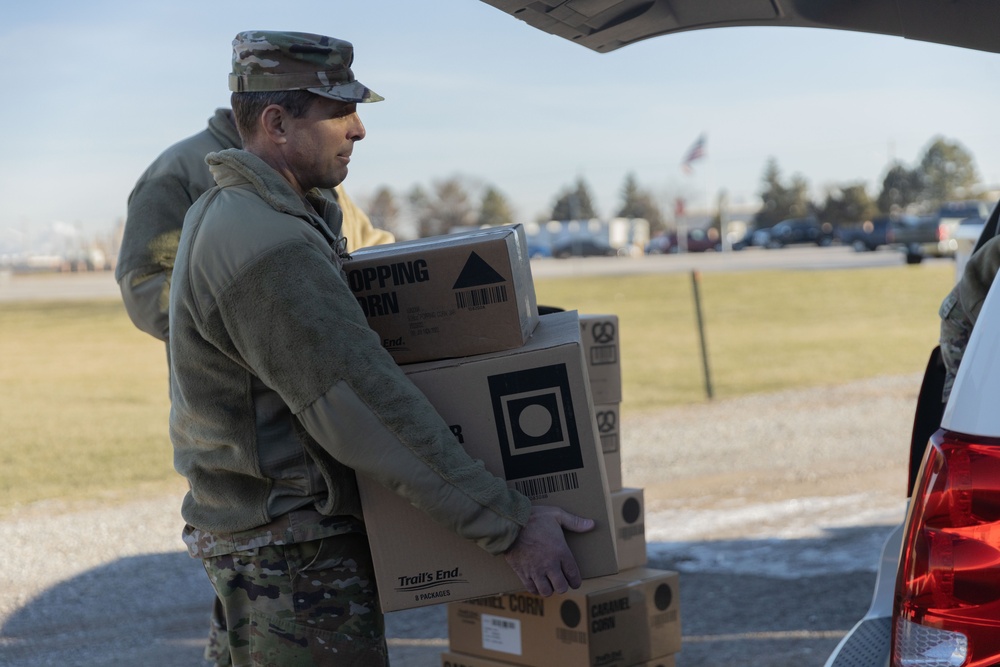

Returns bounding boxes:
[440,652,676,667]
[639,658,677,667]
[346,224,539,364]
[440,651,521,667]
[578,314,622,404]
[594,403,622,492]
[357,311,618,611]
[603,449,622,496]
[448,567,681,667]
[612,488,647,571]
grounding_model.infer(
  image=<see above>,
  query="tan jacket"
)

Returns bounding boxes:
[169,148,529,556]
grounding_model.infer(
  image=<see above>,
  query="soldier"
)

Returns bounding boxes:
[167,30,592,666]
[116,87,396,667]
[939,233,1000,402]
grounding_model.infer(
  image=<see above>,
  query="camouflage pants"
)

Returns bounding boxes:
[939,284,973,403]
[201,532,389,666]
[206,596,232,666]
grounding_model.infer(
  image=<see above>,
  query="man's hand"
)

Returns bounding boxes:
[503,505,595,596]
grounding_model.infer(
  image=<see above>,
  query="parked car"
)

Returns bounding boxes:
[838,217,892,252]
[644,233,673,255]
[683,228,722,252]
[526,239,552,259]
[766,217,834,248]
[481,2,1000,666]
[954,215,988,276]
[749,226,772,248]
[645,229,721,254]
[550,236,617,258]
[889,201,992,264]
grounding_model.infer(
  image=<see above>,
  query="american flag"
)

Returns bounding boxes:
[681,134,707,173]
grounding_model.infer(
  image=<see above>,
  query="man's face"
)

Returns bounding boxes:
[283,97,365,192]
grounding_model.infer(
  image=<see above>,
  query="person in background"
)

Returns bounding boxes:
[117,108,394,348]
[939,233,1000,402]
[165,29,592,666]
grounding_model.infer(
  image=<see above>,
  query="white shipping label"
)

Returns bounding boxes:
[480,613,522,655]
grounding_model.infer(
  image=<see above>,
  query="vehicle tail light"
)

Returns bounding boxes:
[938,224,951,242]
[893,429,1000,667]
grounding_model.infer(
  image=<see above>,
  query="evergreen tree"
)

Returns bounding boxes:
[477,186,515,227]
[821,182,878,226]
[551,177,598,221]
[918,137,980,206]
[876,162,924,214]
[615,173,664,231]
[754,158,813,227]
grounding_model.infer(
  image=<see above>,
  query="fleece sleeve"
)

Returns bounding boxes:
[118,268,170,341]
[208,240,530,554]
[116,170,194,341]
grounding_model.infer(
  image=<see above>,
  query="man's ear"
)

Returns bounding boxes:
[260,105,287,145]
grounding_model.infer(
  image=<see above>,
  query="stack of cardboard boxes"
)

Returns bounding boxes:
[344,224,681,666]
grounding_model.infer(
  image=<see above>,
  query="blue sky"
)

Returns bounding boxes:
[5,0,1000,236]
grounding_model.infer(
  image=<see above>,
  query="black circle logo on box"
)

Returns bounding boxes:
[621,497,641,524]
[489,364,583,480]
[655,583,673,611]
[560,600,582,628]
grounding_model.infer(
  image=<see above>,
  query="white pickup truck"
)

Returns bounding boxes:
[889,200,991,265]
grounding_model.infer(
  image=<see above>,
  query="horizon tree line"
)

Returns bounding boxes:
[363,135,984,240]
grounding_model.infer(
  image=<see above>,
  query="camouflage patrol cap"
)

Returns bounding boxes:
[229,30,383,103]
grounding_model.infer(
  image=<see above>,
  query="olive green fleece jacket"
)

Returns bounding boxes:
[169,148,529,556]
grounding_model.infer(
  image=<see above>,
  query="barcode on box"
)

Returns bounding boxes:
[590,345,617,365]
[456,285,508,309]
[556,628,587,644]
[514,471,580,499]
[488,617,517,630]
[482,613,522,655]
[620,524,645,540]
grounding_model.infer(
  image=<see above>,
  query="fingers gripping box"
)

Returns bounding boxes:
[356,311,618,611]
[345,224,539,364]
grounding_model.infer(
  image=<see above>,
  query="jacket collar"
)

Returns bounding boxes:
[206,148,342,248]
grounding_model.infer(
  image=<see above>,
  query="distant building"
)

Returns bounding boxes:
[523,218,650,257]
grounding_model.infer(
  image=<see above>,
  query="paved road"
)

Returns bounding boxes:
[0,245,953,303]
[530,244,950,279]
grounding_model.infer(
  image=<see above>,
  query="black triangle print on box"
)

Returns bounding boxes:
[452,251,506,289]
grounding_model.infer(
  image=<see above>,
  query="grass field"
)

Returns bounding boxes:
[0,263,954,514]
